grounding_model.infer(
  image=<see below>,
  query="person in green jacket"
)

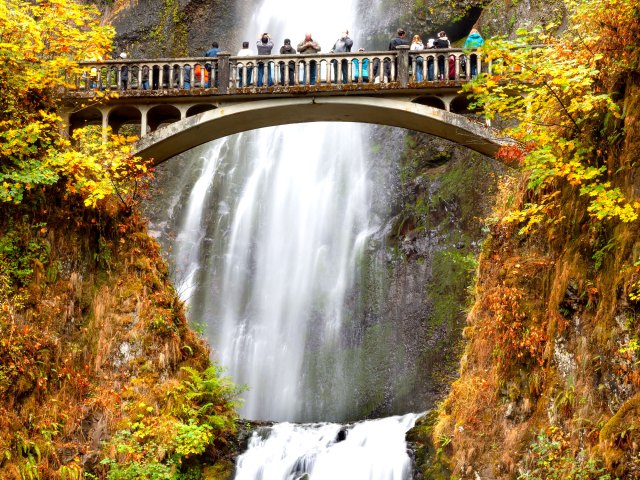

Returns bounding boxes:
[463,28,484,78]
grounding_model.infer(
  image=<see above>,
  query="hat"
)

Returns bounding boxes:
[119,52,127,59]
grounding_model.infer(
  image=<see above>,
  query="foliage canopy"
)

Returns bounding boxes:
[0,0,150,207]
[467,0,640,233]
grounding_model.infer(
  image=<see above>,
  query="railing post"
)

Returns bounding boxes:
[217,52,230,94]
[396,45,410,87]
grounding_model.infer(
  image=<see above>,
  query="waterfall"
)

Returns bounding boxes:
[141,0,429,475]
[206,121,375,421]
[148,0,418,425]
[167,0,381,423]
[235,414,421,480]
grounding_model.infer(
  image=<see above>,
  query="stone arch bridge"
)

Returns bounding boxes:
[61,47,513,164]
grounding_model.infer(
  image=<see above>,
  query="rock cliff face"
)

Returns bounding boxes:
[107,0,242,57]
[0,190,240,478]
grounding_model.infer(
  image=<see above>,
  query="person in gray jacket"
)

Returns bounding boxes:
[297,33,321,85]
[330,30,353,83]
[256,33,274,86]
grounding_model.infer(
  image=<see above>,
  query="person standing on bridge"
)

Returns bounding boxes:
[297,33,321,85]
[375,28,409,83]
[237,41,254,87]
[463,28,484,78]
[204,41,220,87]
[119,52,129,90]
[279,39,296,85]
[433,31,451,80]
[352,48,369,83]
[330,30,353,84]
[256,33,274,87]
[410,35,425,82]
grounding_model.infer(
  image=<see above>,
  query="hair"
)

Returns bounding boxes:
[212,41,219,48]
[397,28,405,36]
[412,34,421,42]
[284,38,291,45]
[242,41,249,48]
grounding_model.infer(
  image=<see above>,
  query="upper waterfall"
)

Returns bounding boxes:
[153,0,385,422]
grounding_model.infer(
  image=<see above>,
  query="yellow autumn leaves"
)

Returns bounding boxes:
[0,0,148,208]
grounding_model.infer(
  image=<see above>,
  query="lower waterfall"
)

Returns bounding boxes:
[235,413,422,480]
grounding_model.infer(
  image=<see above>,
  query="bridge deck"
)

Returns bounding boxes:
[59,48,514,163]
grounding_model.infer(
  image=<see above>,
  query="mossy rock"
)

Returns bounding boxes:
[599,392,640,475]
[406,410,452,480]
[202,460,235,480]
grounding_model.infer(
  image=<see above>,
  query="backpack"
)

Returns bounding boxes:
[194,64,209,83]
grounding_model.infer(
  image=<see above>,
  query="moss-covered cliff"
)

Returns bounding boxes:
[411,0,640,478]
[0,191,240,479]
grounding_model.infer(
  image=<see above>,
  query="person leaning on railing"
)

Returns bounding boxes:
[297,33,321,85]
[256,33,274,86]
[374,28,409,83]
[279,39,296,86]
[352,48,370,83]
[204,41,220,87]
[119,52,128,89]
[330,30,353,84]
[433,31,451,80]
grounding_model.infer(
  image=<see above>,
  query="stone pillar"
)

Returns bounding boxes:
[101,107,109,141]
[58,108,71,139]
[396,45,410,87]
[217,52,230,94]
[139,106,150,138]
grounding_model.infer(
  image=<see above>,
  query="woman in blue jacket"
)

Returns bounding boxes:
[463,28,484,78]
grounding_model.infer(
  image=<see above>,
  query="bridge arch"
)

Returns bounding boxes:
[70,106,102,131]
[450,96,474,115]
[109,106,142,134]
[147,104,181,132]
[411,96,446,110]
[186,104,217,117]
[135,96,510,164]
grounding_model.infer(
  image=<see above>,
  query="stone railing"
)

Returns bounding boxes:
[70,47,491,94]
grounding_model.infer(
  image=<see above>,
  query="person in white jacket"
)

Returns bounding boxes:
[410,34,425,81]
[237,41,254,87]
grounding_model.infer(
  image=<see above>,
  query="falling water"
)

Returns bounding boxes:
[151,0,384,423]
[144,0,429,432]
[235,413,421,480]
[143,0,426,475]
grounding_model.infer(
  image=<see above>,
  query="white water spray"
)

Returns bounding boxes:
[235,413,421,480]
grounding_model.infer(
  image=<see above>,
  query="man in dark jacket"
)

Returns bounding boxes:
[375,28,409,82]
[433,31,451,79]
[279,38,296,85]
[256,33,274,86]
